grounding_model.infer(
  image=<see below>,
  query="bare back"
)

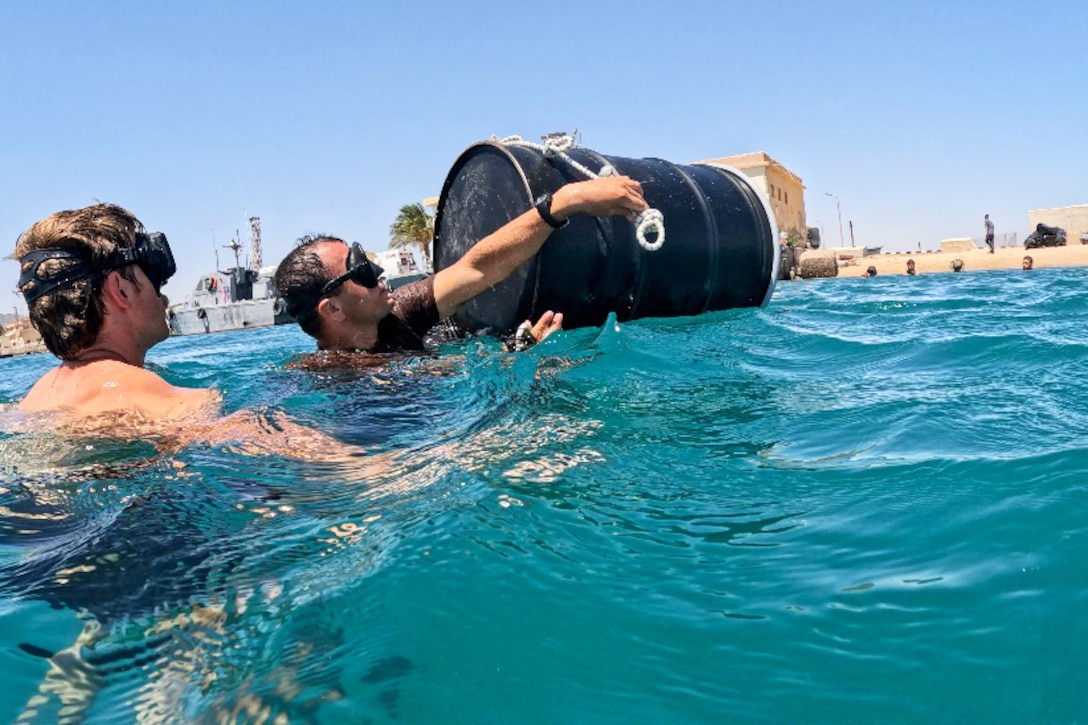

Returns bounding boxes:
[20,360,218,422]
[14,360,392,468]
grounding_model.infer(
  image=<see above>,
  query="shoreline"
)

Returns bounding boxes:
[831,244,1088,277]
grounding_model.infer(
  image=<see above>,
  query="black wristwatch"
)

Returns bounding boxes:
[534,193,569,230]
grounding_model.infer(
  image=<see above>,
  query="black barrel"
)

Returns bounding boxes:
[433,141,779,335]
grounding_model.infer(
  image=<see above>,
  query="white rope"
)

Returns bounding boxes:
[633,208,665,252]
[490,134,665,252]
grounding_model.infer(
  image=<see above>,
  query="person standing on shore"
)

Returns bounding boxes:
[984,214,995,253]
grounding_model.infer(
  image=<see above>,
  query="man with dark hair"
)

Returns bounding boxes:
[274,176,647,353]
[14,203,215,419]
[984,214,995,253]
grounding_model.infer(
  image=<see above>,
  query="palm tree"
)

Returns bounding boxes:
[390,203,433,270]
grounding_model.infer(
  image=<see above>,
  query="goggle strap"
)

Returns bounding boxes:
[18,249,100,303]
[18,246,156,303]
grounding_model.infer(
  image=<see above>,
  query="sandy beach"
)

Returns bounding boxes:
[833,243,1088,277]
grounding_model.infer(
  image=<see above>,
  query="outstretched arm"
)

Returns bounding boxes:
[432,176,647,320]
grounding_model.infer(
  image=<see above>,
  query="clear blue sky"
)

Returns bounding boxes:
[2,0,1085,313]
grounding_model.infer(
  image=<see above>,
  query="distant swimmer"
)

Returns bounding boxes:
[862,266,878,277]
[906,259,917,276]
[1023,255,1033,270]
[275,176,648,355]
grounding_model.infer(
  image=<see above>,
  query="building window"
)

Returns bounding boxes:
[784,190,789,205]
[769,183,775,198]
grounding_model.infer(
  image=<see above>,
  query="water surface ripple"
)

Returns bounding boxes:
[1,268,1086,721]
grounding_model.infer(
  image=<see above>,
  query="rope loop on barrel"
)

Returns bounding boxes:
[634,209,665,251]
[489,133,665,252]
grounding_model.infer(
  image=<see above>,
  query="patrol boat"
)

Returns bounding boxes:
[371,248,427,290]
[167,217,293,335]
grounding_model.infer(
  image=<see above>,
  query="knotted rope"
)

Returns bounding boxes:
[490,134,665,252]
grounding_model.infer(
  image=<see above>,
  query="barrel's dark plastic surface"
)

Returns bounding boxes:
[433,142,779,335]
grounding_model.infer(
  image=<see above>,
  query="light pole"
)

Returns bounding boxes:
[825,192,845,247]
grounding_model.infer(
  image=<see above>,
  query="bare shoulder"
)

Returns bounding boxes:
[19,360,218,420]
[127,368,221,419]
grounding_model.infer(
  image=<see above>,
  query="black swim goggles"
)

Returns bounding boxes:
[320,242,385,297]
[18,232,176,303]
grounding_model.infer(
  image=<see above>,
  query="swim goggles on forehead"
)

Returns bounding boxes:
[320,242,385,297]
[18,231,177,303]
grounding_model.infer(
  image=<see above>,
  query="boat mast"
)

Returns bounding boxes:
[224,234,243,271]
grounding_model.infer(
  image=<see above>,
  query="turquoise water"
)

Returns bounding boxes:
[2,268,1087,722]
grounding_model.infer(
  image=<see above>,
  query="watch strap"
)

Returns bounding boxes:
[534,193,569,230]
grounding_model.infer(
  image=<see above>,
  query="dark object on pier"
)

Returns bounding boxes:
[1025,223,1067,249]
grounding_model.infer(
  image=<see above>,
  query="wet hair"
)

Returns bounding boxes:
[866,266,877,276]
[13,203,144,360]
[273,234,345,339]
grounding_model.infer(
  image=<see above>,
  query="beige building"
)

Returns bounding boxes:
[693,151,806,242]
[1028,203,1088,243]
[0,319,45,357]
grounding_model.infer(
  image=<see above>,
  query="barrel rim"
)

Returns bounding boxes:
[433,140,535,271]
[696,163,780,306]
